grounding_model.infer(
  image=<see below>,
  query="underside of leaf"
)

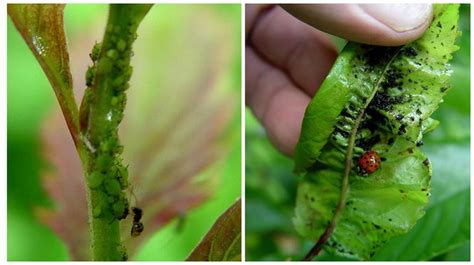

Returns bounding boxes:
[294,4,460,260]
[8,4,80,146]
[187,199,241,261]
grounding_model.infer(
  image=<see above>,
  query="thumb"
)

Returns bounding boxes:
[281,4,433,46]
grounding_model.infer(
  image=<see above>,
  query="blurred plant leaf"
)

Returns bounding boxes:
[35,113,89,260]
[36,6,238,260]
[187,198,241,261]
[8,4,80,144]
[437,242,470,261]
[294,5,460,260]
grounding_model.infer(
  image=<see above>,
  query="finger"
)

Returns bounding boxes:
[245,4,272,37]
[246,47,310,156]
[281,4,433,46]
[249,5,338,96]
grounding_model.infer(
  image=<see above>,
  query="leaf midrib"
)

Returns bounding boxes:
[304,47,404,260]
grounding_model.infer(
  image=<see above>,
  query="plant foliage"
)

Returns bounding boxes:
[293,4,461,260]
[8,4,79,144]
[187,198,241,261]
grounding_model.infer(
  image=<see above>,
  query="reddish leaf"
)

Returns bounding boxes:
[36,112,89,260]
[36,5,238,260]
[8,4,80,144]
[187,198,242,261]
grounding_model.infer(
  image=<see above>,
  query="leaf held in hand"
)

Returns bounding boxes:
[187,198,241,261]
[293,4,460,260]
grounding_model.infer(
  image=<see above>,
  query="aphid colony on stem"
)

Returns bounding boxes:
[80,21,141,230]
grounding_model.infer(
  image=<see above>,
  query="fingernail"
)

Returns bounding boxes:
[359,4,432,32]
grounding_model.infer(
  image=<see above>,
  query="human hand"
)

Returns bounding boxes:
[246,4,433,156]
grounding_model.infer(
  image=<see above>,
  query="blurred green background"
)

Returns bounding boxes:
[246,4,470,261]
[8,4,241,261]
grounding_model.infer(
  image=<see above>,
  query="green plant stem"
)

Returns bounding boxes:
[80,4,152,261]
[87,192,122,259]
[302,47,402,261]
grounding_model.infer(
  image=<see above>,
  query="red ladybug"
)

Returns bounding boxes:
[358,150,381,174]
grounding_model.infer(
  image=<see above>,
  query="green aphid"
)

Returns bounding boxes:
[117,166,129,189]
[87,172,104,189]
[116,145,124,155]
[90,42,102,62]
[104,178,122,196]
[100,138,118,153]
[106,49,119,59]
[121,252,128,261]
[107,195,117,203]
[92,204,103,218]
[96,58,113,74]
[117,39,127,52]
[112,199,129,220]
[99,141,111,153]
[97,153,113,170]
[129,31,138,40]
[118,245,128,261]
[116,59,129,70]
[115,112,125,123]
[118,177,128,190]
[85,66,95,87]
[113,76,126,88]
[118,164,128,179]
[122,83,130,91]
[124,66,133,79]
[111,96,119,106]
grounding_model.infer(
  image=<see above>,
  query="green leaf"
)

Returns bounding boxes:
[373,187,469,261]
[372,143,470,261]
[294,4,460,260]
[187,198,241,261]
[317,6,470,260]
[438,242,470,261]
[8,4,80,145]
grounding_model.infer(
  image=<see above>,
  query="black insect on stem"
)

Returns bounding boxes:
[132,206,143,222]
[131,222,144,237]
[131,206,144,237]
